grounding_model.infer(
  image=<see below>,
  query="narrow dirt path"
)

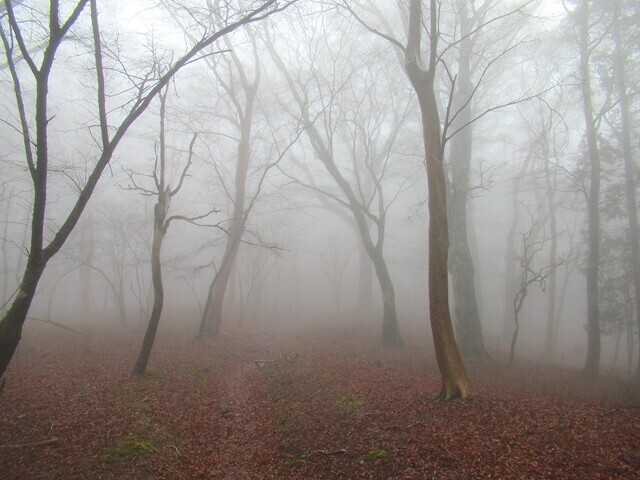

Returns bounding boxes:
[204,360,279,479]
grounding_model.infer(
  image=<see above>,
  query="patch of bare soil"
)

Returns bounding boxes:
[0,325,638,479]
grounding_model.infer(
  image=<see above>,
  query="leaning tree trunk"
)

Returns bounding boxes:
[199,132,252,338]
[370,248,403,348]
[0,259,46,381]
[133,193,168,376]
[200,235,242,337]
[199,37,257,338]
[422,94,471,399]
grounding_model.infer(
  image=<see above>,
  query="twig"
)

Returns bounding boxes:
[553,443,575,457]
[166,444,182,457]
[300,448,347,458]
[0,437,60,449]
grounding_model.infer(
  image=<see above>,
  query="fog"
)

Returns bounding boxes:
[1,0,638,381]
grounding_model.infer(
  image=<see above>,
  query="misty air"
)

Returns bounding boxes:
[0,0,639,478]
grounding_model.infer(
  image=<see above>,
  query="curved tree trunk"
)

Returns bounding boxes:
[132,194,168,375]
[199,120,252,338]
[371,248,403,347]
[200,234,243,337]
[405,0,470,400]
[263,33,404,348]
[198,30,258,338]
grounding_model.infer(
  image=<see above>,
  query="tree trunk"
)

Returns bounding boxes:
[132,195,167,376]
[447,0,485,361]
[612,2,640,381]
[200,236,242,337]
[370,248,403,347]
[0,259,46,380]
[543,140,558,358]
[199,37,258,337]
[578,0,601,378]
[199,132,252,337]
[80,216,94,322]
[509,287,527,366]
[424,109,471,399]
[405,0,470,400]
[356,238,373,327]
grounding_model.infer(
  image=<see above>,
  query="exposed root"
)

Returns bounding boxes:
[433,385,472,402]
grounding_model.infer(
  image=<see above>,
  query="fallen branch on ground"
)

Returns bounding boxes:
[300,448,348,458]
[255,352,299,369]
[0,437,60,449]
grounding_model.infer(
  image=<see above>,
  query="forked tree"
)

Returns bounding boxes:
[403,0,471,400]
[264,17,413,348]
[129,86,214,376]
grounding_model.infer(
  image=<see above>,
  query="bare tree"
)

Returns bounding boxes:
[563,0,605,377]
[509,211,570,366]
[264,16,416,347]
[130,85,215,376]
[0,0,296,385]
[197,25,262,338]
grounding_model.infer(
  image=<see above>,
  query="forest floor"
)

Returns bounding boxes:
[1,322,639,479]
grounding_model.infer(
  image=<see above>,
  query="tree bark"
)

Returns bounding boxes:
[405,0,470,400]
